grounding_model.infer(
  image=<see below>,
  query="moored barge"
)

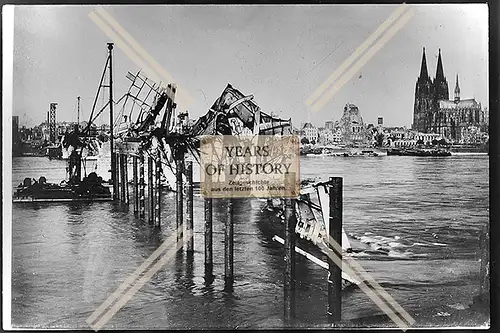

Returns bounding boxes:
[13,172,112,203]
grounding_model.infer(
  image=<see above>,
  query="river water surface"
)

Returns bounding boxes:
[11,151,489,329]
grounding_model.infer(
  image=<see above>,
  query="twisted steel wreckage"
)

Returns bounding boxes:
[112,67,356,286]
[14,45,356,286]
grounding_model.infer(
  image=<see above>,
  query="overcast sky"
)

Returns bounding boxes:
[12,4,488,128]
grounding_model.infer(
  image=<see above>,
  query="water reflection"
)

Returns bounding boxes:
[185,252,195,293]
[11,155,489,329]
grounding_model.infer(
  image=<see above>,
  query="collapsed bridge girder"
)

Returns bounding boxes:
[190,83,293,137]
[116,80,293,181]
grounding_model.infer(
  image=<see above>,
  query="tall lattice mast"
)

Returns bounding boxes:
[49,103,57,143]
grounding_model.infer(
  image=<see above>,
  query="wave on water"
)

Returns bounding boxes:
[347,231,449,259]
[450,152,488,156]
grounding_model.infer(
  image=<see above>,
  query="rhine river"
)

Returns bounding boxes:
[10,152,489,329]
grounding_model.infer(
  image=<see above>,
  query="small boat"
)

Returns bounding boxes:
[387,148,401,156]
[361,150,380,157]
[388,148,451,157]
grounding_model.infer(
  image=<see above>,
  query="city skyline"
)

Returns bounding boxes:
[12,5,488,128]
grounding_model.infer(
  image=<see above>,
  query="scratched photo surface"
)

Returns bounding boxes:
[7,4,489,330]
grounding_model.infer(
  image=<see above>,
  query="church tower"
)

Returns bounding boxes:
[434,49,449,101]
[454,74,461,103]
[413,47,434,132]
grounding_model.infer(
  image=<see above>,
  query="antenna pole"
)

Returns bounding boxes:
[108,42,116,199]
[77,96,80,133]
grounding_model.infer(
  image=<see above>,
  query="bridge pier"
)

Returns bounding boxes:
[327,177,343,323]
[120,154,126,203]
[148,155,154,224]
[224,198,234,291]
[204,177,214,282]
[124,154,129,205]
[284,197,296,323]
[132,155,139,215]
[113,152,120,200]
[186,161,194,252]
[139,152,145,220]
[155,152,161,228]
[176,152,185,243]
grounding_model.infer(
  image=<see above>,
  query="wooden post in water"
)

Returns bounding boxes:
[176,150,185,243]
[139,152,146,220]
[327,177,342,322]
[204,176,214,280]
[132,155,139,215]
[284,197,296,323]
[114,153,120,200]
[123,154,127,203]
[224,198,234,290]
[284,171,297,323]
[186,161,194,253]
[115,153,120,201]
[115,153,122,202]
[155,152,161,227]
[148,155,154,224]
[124,154,129,205]
[120,154,126,203]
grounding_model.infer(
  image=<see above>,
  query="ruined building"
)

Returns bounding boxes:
[340,103,369,146]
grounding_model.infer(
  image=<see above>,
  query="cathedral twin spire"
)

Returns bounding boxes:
[418,47,449,101]
[435,48,445,82]
[419,47,429,80]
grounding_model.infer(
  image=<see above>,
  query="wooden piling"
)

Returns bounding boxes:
[186,161,194,253]
[114,153,120,200]
[155,153,161,227]
[139,153,145,220]
[176,155,184,242]
[124,154,129,205]
[224,198,234,290]
[133,155,139,215]
[327,177,342,322]
[204,184,214,280]
[284,197,296,322]
[148,155,154,225]
[120,154,126,203]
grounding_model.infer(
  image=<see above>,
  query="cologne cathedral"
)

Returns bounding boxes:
[413,47,486,141]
